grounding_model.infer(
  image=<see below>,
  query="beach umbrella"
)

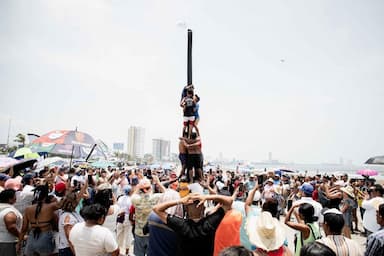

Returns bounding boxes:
[1,158,38,177]
[0,157,20,172]
[365,155,384,165]
[356,169,379,177]
[8,147,40,160]
[30,130,106,159]
[37,157,68,169]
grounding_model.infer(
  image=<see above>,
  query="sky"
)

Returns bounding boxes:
[0,0,383,164]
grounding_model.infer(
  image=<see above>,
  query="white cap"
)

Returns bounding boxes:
[322,208,342,215]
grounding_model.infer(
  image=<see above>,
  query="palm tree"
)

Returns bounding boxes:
[14,133,26,147]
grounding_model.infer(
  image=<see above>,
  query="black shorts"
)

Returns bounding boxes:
[186,154,202,170]
[179,153,187,165]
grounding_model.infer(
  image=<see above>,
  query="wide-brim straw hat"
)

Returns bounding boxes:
[246,211,286,252]
[340,185,355,198]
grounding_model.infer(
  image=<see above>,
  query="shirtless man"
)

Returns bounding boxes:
[182,132,203,183]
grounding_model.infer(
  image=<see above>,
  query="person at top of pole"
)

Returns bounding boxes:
[180,84,194,101]
[180,87,197,139]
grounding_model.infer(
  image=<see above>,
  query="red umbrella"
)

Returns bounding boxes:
[356,169,379,177]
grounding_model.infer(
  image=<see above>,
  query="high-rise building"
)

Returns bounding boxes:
[112,143,124,152]
[127,126,145,159]
[152,138,170,161]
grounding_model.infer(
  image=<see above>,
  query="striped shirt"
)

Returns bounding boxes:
[317,235,363,256]
[365,227,384,256]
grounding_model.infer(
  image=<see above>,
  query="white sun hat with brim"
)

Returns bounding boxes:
[340,185,355,199]
[246,211,286,252]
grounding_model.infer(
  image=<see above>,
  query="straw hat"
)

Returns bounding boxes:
[340,185,355,198]
[246,211,286,252]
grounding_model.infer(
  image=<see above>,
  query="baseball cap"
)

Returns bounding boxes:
[322,208,342,215]
[122,185,132,195]
[299,182,314,195]
[22,173,34,184]
[55,182,66,193]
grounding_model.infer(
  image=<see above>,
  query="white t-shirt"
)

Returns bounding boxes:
[117,195,132,217]
[102,204,120,235]
[58,211,84,249]
[69,222,118,256]
[188,182,204,195]
[362,197,384,232]
[71,175,85,188]
[295,197,324,224]
[14,186,34,215]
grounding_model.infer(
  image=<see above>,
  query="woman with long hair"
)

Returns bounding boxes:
[94,188,120,239]
[284,203,321,256]
[57,182,88,256]
[19,184,60,256]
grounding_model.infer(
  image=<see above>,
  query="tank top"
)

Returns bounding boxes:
[0,205,23,242]
[295,223,321,256]
[184,97,195,116]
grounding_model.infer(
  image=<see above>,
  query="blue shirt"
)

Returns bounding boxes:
[147,211,179,256]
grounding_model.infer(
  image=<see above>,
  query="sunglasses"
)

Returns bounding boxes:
[140,186,151,193]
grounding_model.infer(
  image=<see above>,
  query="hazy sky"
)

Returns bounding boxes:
[1,0,383,164]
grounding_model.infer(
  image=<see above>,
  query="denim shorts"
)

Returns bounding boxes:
[25,230,55,256]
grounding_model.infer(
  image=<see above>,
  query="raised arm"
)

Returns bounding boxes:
[152,175,166,193]
[153,194,191,224]
[190,193,233,212]
[199,180,217,195]
[284,204,310,239]
[245,182,259,215]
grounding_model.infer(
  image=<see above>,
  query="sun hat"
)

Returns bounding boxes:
[340,185,355,198]
[4,176,22,191]
[246,211,286,252]
[299,182,314,195]
[266,178,274,184]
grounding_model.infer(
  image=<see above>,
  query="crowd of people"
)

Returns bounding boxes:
[0,81,383,256]
[0,161,384,256]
